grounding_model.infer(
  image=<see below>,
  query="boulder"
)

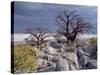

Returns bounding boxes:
[76,47,97,69]
[77,50,85,69]
[85,61,97,69]
[49,41,61,49]
[45,46,57,54]
[64,52,79,70]
[83,44,97,59]
[37,51,46,58]
[37,62,56,72]
[54,55,69,71]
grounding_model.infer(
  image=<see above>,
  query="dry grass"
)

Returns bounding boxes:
[66,41,76,52]
[13,45,38,73]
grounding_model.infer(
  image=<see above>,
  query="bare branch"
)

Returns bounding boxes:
[56,10,93,42]
[26,27,49,50]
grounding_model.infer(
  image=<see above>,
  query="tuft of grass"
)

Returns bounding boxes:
[89,37,97,45]
[66,41,76,52]
[13,45,38,73]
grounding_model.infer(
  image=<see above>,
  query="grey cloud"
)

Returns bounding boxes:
[13,1,97,33]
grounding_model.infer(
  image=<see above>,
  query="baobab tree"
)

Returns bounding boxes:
[25,27,49,50]
[56,10,93,43]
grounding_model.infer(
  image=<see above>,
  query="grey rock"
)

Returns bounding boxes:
[37,63,56,72]
[85,61,97,69]
[54,56,69,71]
[77,49,85,69]
[83,45,97,59]
[49,41,61,49]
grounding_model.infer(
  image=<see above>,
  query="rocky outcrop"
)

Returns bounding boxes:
[83,44,97,59]
[36,41,97,72]
[77,46,97,69]
[53,55,69,71]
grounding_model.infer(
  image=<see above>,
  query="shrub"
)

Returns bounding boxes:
[89,37,97,45]
[13,45,38,73]
[66,41,76,52]
[66,46,75,52]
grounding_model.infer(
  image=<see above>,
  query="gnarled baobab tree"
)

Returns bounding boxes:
[56,10,93,42]
[25,27,49,50]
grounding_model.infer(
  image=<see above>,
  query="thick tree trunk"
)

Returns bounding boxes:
[70,31,78,42]
[66,32,78,44]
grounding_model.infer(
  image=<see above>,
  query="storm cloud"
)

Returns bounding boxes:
[12,1,97,33]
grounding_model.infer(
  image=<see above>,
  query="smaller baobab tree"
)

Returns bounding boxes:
[56,10,93,43]
[25,27,50,50]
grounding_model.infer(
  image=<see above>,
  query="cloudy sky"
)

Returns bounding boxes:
[12,1,97,33]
